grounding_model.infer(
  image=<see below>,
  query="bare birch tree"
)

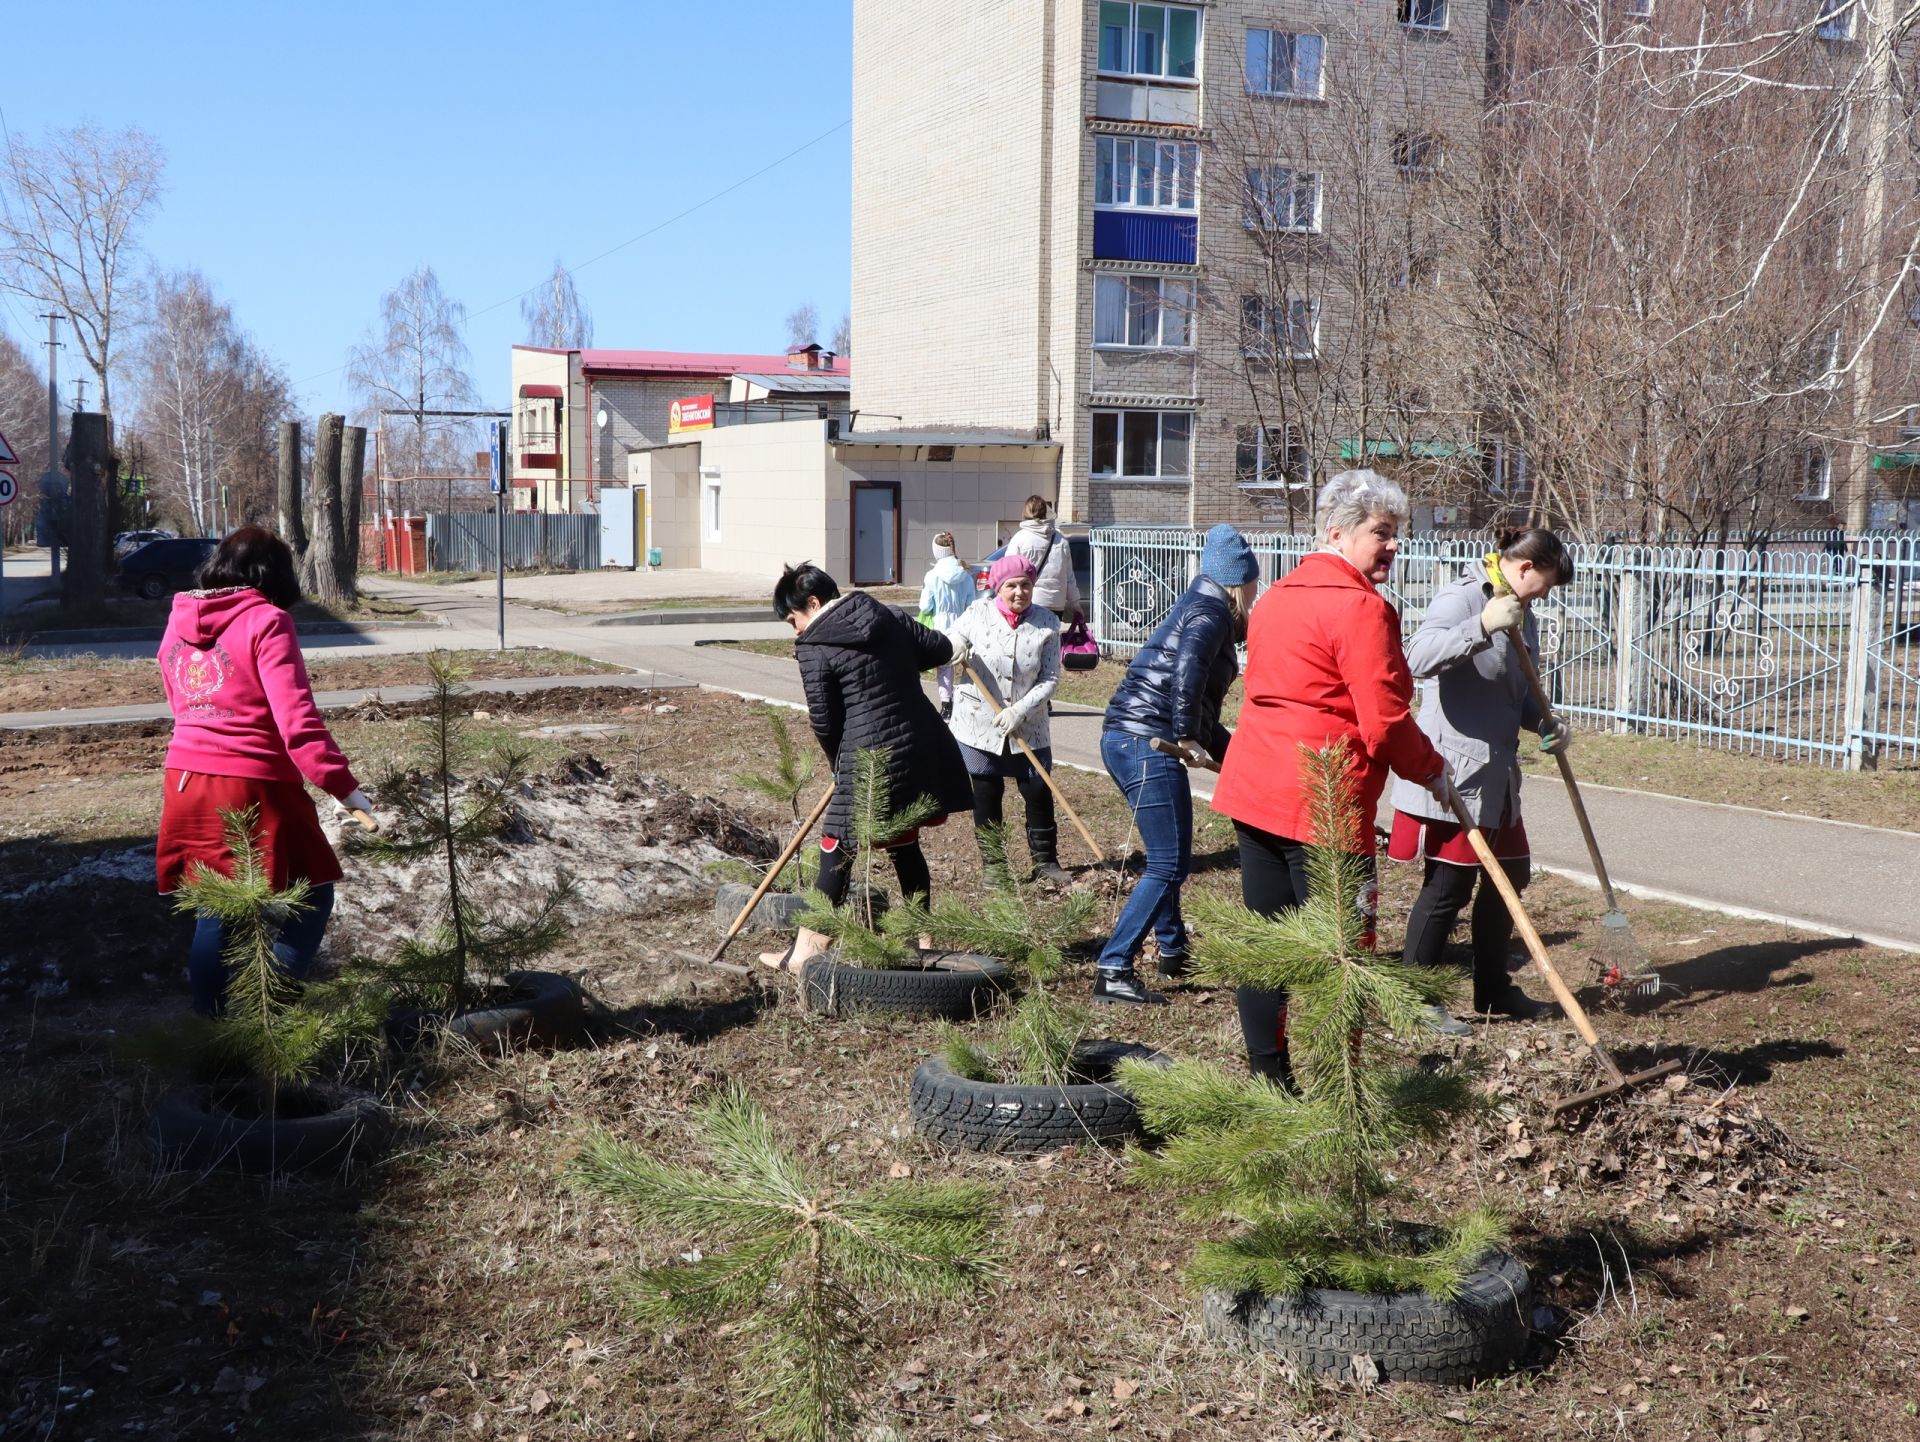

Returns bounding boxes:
[0,125,163,421]
[831,312,852,355]
[784,302,820,349]
[0,329,47,544]
[346,265,482,511]
[520,260,593,349]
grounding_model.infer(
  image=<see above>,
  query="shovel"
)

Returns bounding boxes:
[1443,779,1680,1114]
[958,660,1104,864]
[691,787,834,976]
[1485,555,1656,994]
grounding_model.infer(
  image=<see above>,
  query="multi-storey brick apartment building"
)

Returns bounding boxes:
[853,0,1920,533]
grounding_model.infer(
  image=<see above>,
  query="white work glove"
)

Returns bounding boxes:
[1540,720,1575,756]
[1422,761,1455,811]
[991,706,1023,740]
[947,634,973,667]
[1480,592,1524,635]
[1174,738,1212,768]
[337,788,380,832]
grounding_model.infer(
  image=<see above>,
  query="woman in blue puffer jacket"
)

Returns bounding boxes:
[1091,524,1258,1005]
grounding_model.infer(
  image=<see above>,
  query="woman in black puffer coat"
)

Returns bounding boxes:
[765,562,973,970]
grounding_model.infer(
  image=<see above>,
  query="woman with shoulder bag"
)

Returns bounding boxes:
[945,553,1068,886]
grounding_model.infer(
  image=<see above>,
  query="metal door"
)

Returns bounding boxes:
[598,486,635,568]
[851,483,899,585]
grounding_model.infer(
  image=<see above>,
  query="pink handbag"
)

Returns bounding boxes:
[1060,610,1100,671]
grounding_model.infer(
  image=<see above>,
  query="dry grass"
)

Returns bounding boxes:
[1,687,1916,1441]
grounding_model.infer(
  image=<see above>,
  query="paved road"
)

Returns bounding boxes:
[15,572,1919,952]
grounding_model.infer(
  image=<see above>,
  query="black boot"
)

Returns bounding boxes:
[1474,981,1552,1020]
[1092,967,1167,1005]
[1026,823,1072,886]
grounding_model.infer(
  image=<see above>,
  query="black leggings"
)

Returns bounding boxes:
[970,771,1055,834]
[1231,822,1378,1083]
[815,838,931,910]
[1403,855,1531,998]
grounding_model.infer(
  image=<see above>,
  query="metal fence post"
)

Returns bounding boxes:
[1612,569,1639,734]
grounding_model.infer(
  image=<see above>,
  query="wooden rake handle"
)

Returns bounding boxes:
[1149,735,1221,773]
[709,786,834,966]
[1506,632,1620,910]
[958,659,1104,863]
[1443,780,1609,1058]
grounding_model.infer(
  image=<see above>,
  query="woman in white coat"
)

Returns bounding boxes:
[946,552,1068,884]
[1004,495,1081,620]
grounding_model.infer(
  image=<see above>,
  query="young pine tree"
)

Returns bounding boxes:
[733,708,820,892]
[797,745,939,966]
[1118,742,1504,1300]
[355,650,575,1010]
[570,1084,1002,1442]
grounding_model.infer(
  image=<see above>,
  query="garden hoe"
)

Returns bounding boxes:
[958,659,1105,864]
[1485,553,1659,997]
[685,787,834,976]
[1443,779,1680,1114]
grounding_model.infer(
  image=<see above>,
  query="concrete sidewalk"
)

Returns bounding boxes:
[15,571,1917,953]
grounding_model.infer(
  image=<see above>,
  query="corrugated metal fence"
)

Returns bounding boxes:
[1090,527,1920,771]
[423,513,601,573]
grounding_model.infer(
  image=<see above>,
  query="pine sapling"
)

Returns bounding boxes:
[1119,741,1504,1301]
[796,745,939,967]
[738,707,817,824]
[355,649,576,1011]
[570,1083,1002,1442]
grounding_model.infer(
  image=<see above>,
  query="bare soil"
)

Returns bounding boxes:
[1,686,1915,1441]
[0,649,624,715]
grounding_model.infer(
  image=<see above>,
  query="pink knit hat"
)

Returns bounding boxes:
[986,553,1037,593]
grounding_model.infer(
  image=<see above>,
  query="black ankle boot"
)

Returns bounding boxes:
[1474,982,1552,1020]
[1026,824,1072,886]
[1092,967,1167,1005]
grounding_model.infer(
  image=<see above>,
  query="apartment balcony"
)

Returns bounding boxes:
[1095,78,1199,127]
[518,428,561,471]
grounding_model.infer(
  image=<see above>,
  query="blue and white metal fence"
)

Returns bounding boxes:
[1090,527,1920,771]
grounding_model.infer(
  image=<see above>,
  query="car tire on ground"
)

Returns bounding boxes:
[149,1081,386,1175]
[712,881,887,934]
[799,951,1007,1020]
[386,970,588,1052]
[1200,1248,1533,1385]
[909,1039,1167,1154]
[138,574,167,600]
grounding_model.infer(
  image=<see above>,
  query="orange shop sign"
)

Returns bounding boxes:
[667,394,715,435]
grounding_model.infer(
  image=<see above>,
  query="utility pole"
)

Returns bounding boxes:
[72,375,87,413]
[1844,0,1897,533]
[40,313,62,583]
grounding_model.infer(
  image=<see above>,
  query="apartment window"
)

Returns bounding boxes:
[1810,328,1843,387]
[702,477,723,542]
[1095,274,1194,348]
[1488,442,1531,497]
[1091,410,1193,480]
[1240,295,1320,360]
[1393,250,1438,290]
[1798,449,1833,501]
[1392,130,1443,178]
[1099,3,1202,80]
[1235,424,1312,488]
[1245,167,1321,232]
[1097,137,1199,211]
[1624,0,1654,16]
[1815,0,1855,40]
[1400,0,1450,32]
[1245,28,1324,98]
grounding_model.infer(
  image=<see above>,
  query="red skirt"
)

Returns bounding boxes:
[157,769,344,894]
[1387,809,1529,867]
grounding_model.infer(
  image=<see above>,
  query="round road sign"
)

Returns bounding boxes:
[0,471,16,506]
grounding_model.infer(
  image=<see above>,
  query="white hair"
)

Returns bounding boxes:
[1316,468,1409,540]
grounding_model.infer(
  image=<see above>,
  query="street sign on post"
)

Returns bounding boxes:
[0,427,14,608]
[0,472,16,506]
[492,420,509,650]
[0,428,17,466]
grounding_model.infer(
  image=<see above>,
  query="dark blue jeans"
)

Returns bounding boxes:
[188,883,336,1017]
[1096,731,1191,971]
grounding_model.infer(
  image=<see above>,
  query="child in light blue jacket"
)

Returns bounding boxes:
[919,531,975,717]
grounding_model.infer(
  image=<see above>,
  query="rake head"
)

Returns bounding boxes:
[1591,909,1660,994]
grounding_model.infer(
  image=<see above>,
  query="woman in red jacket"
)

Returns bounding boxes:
[155,526,372,1016]
[1210,470,1449,1081]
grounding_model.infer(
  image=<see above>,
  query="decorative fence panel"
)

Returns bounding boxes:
[424,512,601,573]
[1090,528,1920,770]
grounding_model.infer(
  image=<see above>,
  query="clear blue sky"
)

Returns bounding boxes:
[0,0,852,417]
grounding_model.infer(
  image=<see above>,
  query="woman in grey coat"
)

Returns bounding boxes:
[1387,527,1576,1020]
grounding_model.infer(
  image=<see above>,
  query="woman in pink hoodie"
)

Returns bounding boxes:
[155,526,371,1016]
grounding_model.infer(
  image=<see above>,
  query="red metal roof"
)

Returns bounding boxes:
[573,347,851,378]
[518,383,564,398]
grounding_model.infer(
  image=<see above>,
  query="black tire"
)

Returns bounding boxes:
[445,970,587,1049]
[800,951,1007,1020]
[1200,1249,1533,1385]
[137,574,166,601]
[910,1040,1166,1154]
[150,1081,386,1176]
[713,881,886,934]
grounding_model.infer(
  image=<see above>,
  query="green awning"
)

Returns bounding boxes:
[1871,451,1920,469]
[1338,439,1460,462]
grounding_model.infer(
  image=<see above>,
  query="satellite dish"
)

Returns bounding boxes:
[596,408,610,430]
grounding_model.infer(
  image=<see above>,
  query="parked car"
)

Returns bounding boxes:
[113,527,177,559]
[972,533,1093,612]
[115,537,219,600]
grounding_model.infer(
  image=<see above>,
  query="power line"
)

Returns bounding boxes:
[290,116,851,391]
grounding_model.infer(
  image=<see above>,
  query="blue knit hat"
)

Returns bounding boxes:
[1199,524,1258,586]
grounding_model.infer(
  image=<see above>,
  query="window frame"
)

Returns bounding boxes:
[1245,166,1322,233]
[1090,409,1195,481]
[1235,423,1313,491]
[1814,0,1855,41]
[1096,136,1200,213]
[1240,294,1320,361]
[1244,27,1325,100]
[1488,441,1531,498]
[1097,2,1205,84]
[701,471,723,543]
[1399,0,1451,33]
[1797,449,1833,501]
[1624,0,1654,17]
[1392,129,1443,179]
[1094,273,1195,350]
